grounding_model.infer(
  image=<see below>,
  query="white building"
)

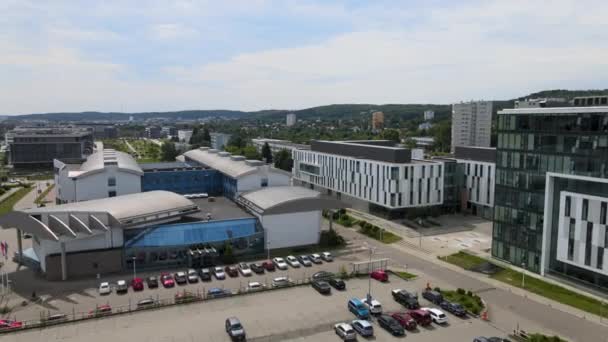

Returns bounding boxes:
[293,140,443,215]
[252,138,309,154]
[423,110,435,121]
[418,122,433,131]
[453,146,496,219]
[451,101,493,152]
[210,133,232,150]
[177,130,193,143]
[54,149,143,204]
[286,113,297,126]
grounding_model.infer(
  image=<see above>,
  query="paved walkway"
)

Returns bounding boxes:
[123,139,140,158]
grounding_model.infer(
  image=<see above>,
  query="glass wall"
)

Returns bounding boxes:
[142,169,223,195]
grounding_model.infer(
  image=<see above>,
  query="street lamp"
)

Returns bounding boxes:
[132,256,137,279]
[266,238,271,261]
[367,245,376,303]
[521,262,525,288]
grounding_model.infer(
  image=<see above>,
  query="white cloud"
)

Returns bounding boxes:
[48,27,123,42]
[149,23,199,40]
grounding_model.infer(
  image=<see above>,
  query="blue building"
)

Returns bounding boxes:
[141,161,223,195]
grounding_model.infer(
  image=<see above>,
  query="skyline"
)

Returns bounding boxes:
[1,0,608,115]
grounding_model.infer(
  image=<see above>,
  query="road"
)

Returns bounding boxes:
[336,226,608,342]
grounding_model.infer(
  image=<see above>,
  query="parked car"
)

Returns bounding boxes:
[187,269,199,283]
[199,268,212,281]
[391,288,420,309]
[45,313,67,323]
[146,276,159,288]
[208,288,232,298]
[329,278,346,290]
[225,317,246,341]
[160,273,175,287]
[311,280,331,294]
[98,282,111,295]
[213,266,226,280]
[272,257,288,270]
[286,255,301,268]
[348,298,370,319]
[297,255,312,267]
[422,289,444,305]
[321,251,333,261]
[89,304,112,317]
[262,260,276,271]
[390,312,417,331]
[271,276,293,288]
[351,319,374,337]
[377,314,405,336]
[238,263,253,276]
[334,322,357,341]
[370,269,388,282]
[360,297,383,315]
[246,281,266,292]
[250,263,265,274]
[174,271,187,284]
[136,298,156,309]
[225,265,239,277]
[309,253,323,264]
[422,307,448,324]
[116,280,128,293]
[0,319,23,330]
[408,309,432,326]
[312,271,334,280]
[131,277,144,291]
[441,301,467,317]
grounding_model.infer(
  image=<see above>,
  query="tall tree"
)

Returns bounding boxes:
[227,135,245,149]
[160,142,179,161]
[274,149,293,172]
[430,120,451,153]
[202,127,211,142]
[380,128,401,143]
[261,142,273,163]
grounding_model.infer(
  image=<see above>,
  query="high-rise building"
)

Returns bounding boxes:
[451,101,493,152]
[210,133,232,150]
[286,113,297,127]
[424,110,435,121]
[492,97,608,290]
[372,111,384,131]
[177,130,193,143]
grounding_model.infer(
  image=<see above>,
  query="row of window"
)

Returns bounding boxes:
[498,114,608,133]
[564,196,608,224]
[498,133,608,153]
[496,151,607,177]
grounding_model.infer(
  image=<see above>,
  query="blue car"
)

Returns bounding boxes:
[348,298,370,319]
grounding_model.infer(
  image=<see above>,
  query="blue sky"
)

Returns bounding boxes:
[1,0,607,114]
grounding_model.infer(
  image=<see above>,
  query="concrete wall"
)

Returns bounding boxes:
[262,210,321,249]
[56,165,141,203]
[45,248,123,280]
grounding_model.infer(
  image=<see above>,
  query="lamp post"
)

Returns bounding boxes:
[132,256,137,279]
[266,238,270,261]
[521,262,526,288]
[367,245,375,303]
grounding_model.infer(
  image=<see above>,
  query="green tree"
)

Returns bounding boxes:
[404,138,417,149]
[380,129,400,143]
[430,120,451,153]
[273,149,293,172]
[261,142,273,163]
[202,127,211,142]
[160,142,179,161]
[242,146,261,160]
[227,135,245,149]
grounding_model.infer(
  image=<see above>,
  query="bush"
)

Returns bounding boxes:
[471,306,481,315]
[320,229,345,247]
[433,287,441,292]
[457,288,465,295]
[466,290,473,297]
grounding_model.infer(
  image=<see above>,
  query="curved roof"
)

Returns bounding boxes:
[183,148,258,178]
[73,149,143,177]
[238,186,347,215]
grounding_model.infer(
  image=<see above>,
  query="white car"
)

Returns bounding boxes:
[273,257,288,270]
[321,251,334,262]
[334,322,357,341]
[286,255,301,268]
[310,253,323,264]
[271,277,293,288]
[184,194,194,199]
[422,307,448,324]
[187,269,199,283]
[98,282,111,295]
[238,263,253,276]
[360,297,383,314]
[214,266,226,280]
[246,282,266,292]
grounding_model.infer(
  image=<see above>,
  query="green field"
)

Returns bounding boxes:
[391,270,417,280]
[103,139,162,162]
[0,187,33,216]
[441,289,484,315]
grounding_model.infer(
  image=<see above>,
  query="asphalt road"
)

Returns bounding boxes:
[337,227,608,342]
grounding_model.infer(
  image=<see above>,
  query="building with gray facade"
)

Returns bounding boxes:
[451,101,493,152]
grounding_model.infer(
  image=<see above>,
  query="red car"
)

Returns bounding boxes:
[390,312,417,330]
[225,265,239,277]
[408,309,432,326]
[262,260,275,271]
[131,277,144,291]
[160,273,175,288]
[89,304,112,317]
[0,319,23,330]
[370,269,388,282]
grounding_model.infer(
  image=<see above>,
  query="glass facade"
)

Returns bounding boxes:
[493,110,608,273]
[142,169,223,195]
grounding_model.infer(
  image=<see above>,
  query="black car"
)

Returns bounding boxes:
[311,280,331,294]
[422,290,443,305]
[329,278,346,290]
[312,271,334,280]
[377,314,405,336]
[174,272,188,284]
[392,289,420,309]
[146,276,159,288]
[250,263,265,274]
[199,268,212,281]
[440,301,467,317]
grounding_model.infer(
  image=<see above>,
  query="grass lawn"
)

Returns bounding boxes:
[0,187,33,216]
[392,270,417,280]
[441,290,484,315]
[380,230,402,244]
[34,184,55,204]
[441,251,486,269]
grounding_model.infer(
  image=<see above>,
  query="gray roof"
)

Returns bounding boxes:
[238,186,346,215]
[182,148,259,178]
[74,149,143,177]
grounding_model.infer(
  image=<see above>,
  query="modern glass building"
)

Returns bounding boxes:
[493,99,608,289]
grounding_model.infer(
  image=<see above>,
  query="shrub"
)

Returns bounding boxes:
[320,229,345,247]
[457,288,465,295]
[433,287,441,292]
[471,306,481,315]
[466,290,473,297]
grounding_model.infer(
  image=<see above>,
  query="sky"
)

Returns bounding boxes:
[1,0,607,115]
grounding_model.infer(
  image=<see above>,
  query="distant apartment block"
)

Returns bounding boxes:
[286,113,297,126]
[408,137,435,149]
[372,111,384,131]
[252,138,309,154]
[145,126,161,139]
[210,133,232,150]
[451,101,493,152]
[6,127,94,168]
[424,110,435,121]
[74,123,119,139]
[161,126,177,137]
[418,122,433,131]
[178,130,193,143]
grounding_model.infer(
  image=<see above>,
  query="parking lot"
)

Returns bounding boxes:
[4,275,509,342]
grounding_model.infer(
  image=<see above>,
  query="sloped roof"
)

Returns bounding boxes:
[182,148,259,178]
[238,186,346,215]
[71,149,143,177]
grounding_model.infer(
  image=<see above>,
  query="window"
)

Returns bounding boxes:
[567,219,575,261]
[108,177,116,186]
[601,202,607,225]
[598,247,604,270]
[564,196,571,216]
[582,199,589,220]
[585,222,593,266]
[108,191,117,197]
